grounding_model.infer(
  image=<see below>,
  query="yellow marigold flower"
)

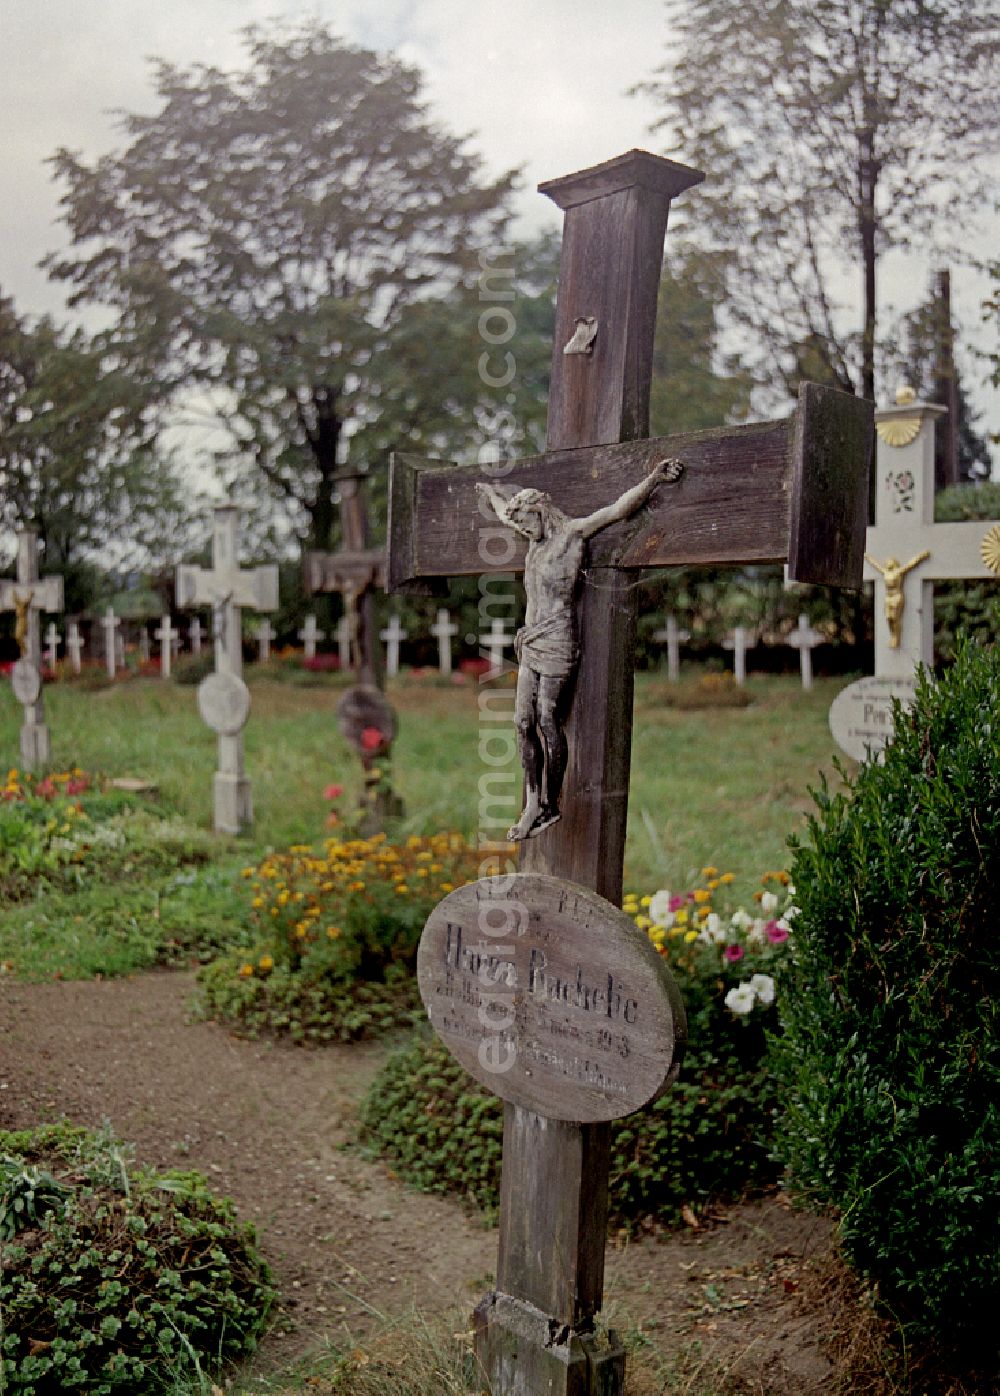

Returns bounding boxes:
[441,882,454,893]
[430,863,443,873]
[701,865,719,877]
[634,914,652,929]
[697,906,710,919]
[668,925,686,938]
[277,890,290,907]
[693,889,711,903]
[639,895,652,908]
[708,879,719,890]
[676,908,689,924]
[326,926,341,939]
[258,954,274,971]
[252,897,264,910]
[241,867,255,878]
[396,884,409,894]
[720,872,734,884]
[684,929,699,943]
[349,880,365,892]
[238,963,254,978]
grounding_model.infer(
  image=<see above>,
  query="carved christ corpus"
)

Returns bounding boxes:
[388,149,872,1396]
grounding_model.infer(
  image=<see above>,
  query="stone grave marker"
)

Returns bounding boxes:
[102,607,120,678]
[829,674,919,763]
[189,615,203,656]
[154,615,177,679]
[480,617,512,675]
[298,614,325,660]
[787,613,822,690]
[176,504,278,834]
[0,531,64,767]
[388,149,871,1395]
[653,614,689,682]
[138,626,151,664]
[865,384,1000,677]
[722,626,756,685]
[255,617,272,663]
[431,608,458,675]
[66,620,84,674]
[380,614,407,677]
[44,622,60,674]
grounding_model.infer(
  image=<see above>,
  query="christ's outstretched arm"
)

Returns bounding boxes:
[476,482,531,537]
[572,458,684,540]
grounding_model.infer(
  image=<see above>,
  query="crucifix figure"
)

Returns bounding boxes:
[389,150,871,1396]
[478,460,683,840]
[176,504,278,833]
[1,531,64,768]
[865,385,1000,676]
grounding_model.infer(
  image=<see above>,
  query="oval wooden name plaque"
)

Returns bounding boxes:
[417,873,687,1123]
[11,660,42,706]
[197,672,251,735]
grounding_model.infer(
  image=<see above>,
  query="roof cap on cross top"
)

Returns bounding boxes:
[538,148,705,210]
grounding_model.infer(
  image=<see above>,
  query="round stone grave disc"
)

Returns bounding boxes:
[197,671,251,735]
[417,872,687,1124]
[829,675,918,763]
[11,659,42,705]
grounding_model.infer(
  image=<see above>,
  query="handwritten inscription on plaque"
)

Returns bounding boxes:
[416,873,686,1123]
[829,675,918,763]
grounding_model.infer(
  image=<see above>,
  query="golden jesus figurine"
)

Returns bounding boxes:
[476,458,683,840]
[865,550,930,649]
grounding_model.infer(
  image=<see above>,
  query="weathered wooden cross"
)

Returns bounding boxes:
[176,504,278,834]
[866,385,1000,678]
[1,531,64,768]
[303,465,385,683]
[389,150,871,1396]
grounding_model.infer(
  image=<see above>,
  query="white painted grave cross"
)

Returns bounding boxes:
[388,150,871,1396]
[44,622,60,675]
[723,626,756,686]
[102,608,120,679]
[66,621,84,674]
[653,614,689,683]
[866,385,1000,677]
[255,618,272,663]
[0,531,64,768]
[176,505,278,834]
[787,614,823,690]
[298,614,325,660]
[480,617,512,675]
[380,614,407,677]
[154,615,176,679]
[430,608,458,676]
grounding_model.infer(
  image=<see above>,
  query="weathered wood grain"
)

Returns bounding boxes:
[417,875,686,1124]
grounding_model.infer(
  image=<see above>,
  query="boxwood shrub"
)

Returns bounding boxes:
[774,640,999,1353]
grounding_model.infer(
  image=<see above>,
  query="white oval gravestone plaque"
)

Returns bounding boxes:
[829,675,918,763]
[417,873,686,1124]
[11,659,42,705]
[197,672,251,735]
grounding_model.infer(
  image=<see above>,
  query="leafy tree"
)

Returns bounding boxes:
[0,292,189,610]
[637,0,999,406]
[44,21,518,552]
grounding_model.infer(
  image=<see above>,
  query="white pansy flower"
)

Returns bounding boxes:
[649,890,673,926]
[731,908,752,930]
[784,904,800,922]
[705,912,727,944]
[760,890,779,915]
[746,918,768,946]
[725,983,756,1016]
[774,917,792,937]
[749,973,775,1006]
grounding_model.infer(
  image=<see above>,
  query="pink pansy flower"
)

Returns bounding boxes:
[669,894,686,912]
[724,944,745,963]
[323,783,344,800]
[765,921,790,944]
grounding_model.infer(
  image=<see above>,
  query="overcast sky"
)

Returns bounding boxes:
[2,0,997,455]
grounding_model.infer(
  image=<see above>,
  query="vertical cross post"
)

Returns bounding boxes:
[189,615,203,656]
[44,622,60,675]
[723,626,755,685]
[474,152,705,1395]
[298,614,325,660]
[256,618,272,663]
[380,614,407,677]
[155,615,175,679]
[0,532,64,768]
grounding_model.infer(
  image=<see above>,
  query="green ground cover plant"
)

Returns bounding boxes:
[774,641,999,1361]
[360,870,797,1227]
[0,1122,273,1393]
